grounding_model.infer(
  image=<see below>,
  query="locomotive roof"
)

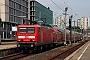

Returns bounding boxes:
[18,24,41,27]
[41,24,53,28]
[18,24,52,28]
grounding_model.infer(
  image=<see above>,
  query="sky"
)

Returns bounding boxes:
[36,0,90,26]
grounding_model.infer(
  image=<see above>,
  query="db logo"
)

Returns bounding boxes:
[26,36,28,38]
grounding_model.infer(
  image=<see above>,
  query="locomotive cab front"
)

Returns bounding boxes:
[16,25,39,49]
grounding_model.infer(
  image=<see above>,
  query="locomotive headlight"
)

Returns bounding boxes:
[18,36,25,38]
[17,44,20,47]
[28,36,35,38]
[31,44,34,47]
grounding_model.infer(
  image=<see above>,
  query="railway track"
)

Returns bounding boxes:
[0,40,88,60]
[21,40,88,60]
[51,41,87,60]
[38,41,88,60]
[0,52,29,60]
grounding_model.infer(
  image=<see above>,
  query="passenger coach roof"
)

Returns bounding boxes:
[58,28,64,33]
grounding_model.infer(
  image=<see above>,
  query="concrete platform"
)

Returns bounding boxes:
[0,42,16,50]
[65,40,90,60]
[1,38,16,42]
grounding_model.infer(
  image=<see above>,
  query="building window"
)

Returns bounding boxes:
[19,5,21,9]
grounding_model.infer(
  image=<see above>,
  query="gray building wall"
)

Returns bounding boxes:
[0,0,28,39]
[0,0,53,39]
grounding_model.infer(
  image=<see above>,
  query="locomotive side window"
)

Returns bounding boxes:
[27,27,35,33]
[19,28,27,33]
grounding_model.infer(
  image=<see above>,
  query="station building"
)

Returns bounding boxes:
[0,0,53,39]
[0,0,28,39]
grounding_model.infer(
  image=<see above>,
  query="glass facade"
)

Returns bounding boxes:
[9,0,28,23]
[30,1,53,24]
[2,0,28,39]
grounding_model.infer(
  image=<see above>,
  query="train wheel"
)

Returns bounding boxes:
[33,47,38,53]
[22,50,26,53]
[35,46,40,53]
[29,50,33,53]
[40,46,43,50]
[34,47,37,51]
[50,44,54,48]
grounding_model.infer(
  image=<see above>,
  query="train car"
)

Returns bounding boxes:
[52,26,65,45]
[16,24,53,52]
[75,32,81,41]
[66,30,70,41]
[70,31,83,42]
[78,33,83,41]
[48,25,65,45]
[65,29,74,44]
[71,31,74,41]
[57,28,65,44]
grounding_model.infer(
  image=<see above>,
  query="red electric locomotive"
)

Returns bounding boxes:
[16,24,54,52]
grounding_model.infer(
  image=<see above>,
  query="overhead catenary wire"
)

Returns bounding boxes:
[61,0,81,19]
[50,0,78,18]
[50,0,64,12]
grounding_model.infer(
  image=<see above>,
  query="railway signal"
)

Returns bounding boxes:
[69,15,73,45]
[69,18,71,29]
[69,15,73,29]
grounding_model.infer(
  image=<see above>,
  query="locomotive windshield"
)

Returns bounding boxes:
[19,27,35,33]
[27,27,35,33]
[19,28,27,33]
